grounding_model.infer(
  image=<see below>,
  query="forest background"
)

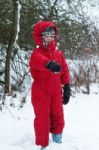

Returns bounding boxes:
[0,0,99,108]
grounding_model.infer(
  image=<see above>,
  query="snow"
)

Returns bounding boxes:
[0,90,99,150]
[82,0,99,28]
[14,1,21,49]
[15,1,21,41]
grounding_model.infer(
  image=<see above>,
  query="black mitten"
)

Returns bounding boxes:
[46,61,61,73]
[63,84,70,105]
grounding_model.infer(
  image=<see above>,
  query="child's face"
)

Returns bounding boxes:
[43,36,55,45]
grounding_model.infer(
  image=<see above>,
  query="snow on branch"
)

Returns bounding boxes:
[15,1,21,41]
[14,0,21,49]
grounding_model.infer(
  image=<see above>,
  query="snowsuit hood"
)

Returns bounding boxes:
[33,21,58,49]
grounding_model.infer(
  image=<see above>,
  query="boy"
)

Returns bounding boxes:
[29,20,70,150]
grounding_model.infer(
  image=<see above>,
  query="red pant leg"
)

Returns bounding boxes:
[50,93,65,134]
[32,83,51,147]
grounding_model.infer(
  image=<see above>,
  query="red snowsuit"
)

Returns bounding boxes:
[29,21,70,147]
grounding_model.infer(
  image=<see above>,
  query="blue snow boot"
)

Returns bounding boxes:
[40,146,46,150]
[52,133,62,143]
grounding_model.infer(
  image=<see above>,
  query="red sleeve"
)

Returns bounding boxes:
[61,53,70,85]
[29,50,52,79]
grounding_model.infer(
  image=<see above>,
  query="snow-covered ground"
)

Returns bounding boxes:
[0,91,99,150]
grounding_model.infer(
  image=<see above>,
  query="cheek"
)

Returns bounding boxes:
[44,37,54,42]
[48,39,54,43]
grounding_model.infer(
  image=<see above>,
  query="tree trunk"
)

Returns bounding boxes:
[4,0,20,94]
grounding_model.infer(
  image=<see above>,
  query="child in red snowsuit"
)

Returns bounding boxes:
[29,20,70,150]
